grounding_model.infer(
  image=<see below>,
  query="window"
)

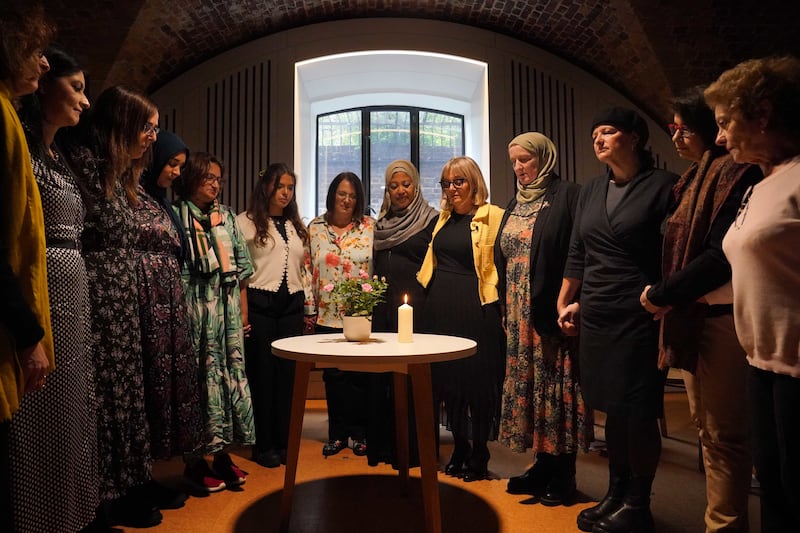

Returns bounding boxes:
[316,106,464,217]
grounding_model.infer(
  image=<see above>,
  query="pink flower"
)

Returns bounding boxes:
[361,283,373,292]
[359,269,369,279]
[323,283,335,292]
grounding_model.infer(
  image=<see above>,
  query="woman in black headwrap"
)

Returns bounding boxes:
[557,107,677,533]
[133,130,203,508]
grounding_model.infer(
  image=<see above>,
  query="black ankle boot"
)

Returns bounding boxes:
[507,452,555,496]
[576,465,629,532]
[444,435,471,476]
[592,475,654,533]
[462,441,489,482]
[540,453,577,506]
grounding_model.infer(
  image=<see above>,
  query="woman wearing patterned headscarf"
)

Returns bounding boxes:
[496,132,592,506]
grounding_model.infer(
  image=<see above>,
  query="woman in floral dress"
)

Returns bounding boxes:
[134,130,203,505]
[496,132,592,506]
[173,152,254,492]
[63,85,162,528]
[308,172,375,457]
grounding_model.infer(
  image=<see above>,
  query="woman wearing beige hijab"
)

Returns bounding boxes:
[495,132,592,505]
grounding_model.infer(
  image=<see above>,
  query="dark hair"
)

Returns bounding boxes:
[0,1,54,86]
[74,86,158,206]
[670,86,724,156]
[174,152,226,200]
[20,45,84,160]
[247,163,309,245]
[324,172,365,227]
[591,106,655,168]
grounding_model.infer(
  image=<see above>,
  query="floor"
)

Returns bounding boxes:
[127,382,761,532]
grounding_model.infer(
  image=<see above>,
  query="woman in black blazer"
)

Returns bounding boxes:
[495,132,592,506]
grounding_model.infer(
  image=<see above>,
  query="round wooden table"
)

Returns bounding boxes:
[272,332,477,533]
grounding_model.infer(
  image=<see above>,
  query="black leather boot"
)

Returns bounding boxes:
[576,465,629,532]
[592,475,654,533]
[507,452,555,496]
[444,434,471,476]
[540,452,577,506]
[462,440,489,482]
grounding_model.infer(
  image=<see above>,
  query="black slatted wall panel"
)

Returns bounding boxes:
[205,61,270,213]
[510,60,577,183]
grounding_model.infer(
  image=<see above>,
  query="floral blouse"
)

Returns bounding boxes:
[308,215,375,328]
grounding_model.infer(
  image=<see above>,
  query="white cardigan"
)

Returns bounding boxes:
[236,213,316,315]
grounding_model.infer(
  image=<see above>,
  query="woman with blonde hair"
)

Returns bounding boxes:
[418,156,505,482]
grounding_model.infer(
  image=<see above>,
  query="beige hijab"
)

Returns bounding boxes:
[509,132,558,204]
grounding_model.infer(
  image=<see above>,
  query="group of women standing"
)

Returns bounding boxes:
[3,6,798,532]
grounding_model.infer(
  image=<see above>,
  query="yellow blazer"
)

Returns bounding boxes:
[0,82,54,422]
[417,203,505,305]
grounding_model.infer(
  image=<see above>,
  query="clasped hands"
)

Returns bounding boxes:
[640,285,671,321]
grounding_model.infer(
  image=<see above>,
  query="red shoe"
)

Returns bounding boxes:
[184,460,227,493]
[213,453,247,486]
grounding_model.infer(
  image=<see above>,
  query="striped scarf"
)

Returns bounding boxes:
[179,200,237,285]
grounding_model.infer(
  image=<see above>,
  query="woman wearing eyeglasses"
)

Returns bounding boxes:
[417,156,506,482]
[173,152,255,493]
[308,172,375,458]
[236,163,316,468]
[60,85,161,527]
[640,87,761,532]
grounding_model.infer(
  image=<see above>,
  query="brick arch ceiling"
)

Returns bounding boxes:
[48,0,799,124]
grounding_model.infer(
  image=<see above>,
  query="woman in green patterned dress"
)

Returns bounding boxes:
[496,132,592,506]
[173,152,255,493]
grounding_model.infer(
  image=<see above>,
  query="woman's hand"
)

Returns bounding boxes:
[640,285,672,320]
[19,342,49,393]
[303,314,317,334]
[557,302,580,336]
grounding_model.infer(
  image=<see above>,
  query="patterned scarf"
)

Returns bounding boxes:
[658,151,752,371]
[179,200,237,285]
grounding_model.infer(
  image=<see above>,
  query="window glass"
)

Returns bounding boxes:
[316,107,463,217]
[317,110,362,215]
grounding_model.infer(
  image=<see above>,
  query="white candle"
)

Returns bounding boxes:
[398,294,413,343]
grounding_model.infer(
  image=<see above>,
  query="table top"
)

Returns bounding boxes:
[272,332,477,365]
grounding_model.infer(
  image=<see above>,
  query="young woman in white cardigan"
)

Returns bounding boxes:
[236,163,316,468]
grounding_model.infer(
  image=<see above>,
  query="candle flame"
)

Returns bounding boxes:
[404,294,408,304]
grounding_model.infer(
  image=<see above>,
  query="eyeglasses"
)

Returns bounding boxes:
[667,123,695,140]
[201,173,223,186]
[142,123,160,137]
[336,191,358,201]
[439,177,468,190]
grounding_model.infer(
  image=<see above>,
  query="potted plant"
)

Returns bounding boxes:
[324,270,388,341]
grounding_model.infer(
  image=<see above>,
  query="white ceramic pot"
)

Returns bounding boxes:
[342,315,372,341]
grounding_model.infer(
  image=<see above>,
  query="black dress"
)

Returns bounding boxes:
[368,218,436,466]
[564,168,676,419]
[421,213,505,441]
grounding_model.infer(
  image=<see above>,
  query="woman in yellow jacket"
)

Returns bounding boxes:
[417,156,506,482]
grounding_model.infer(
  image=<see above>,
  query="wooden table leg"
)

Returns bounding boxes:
[393,372,410,489]
[409,363,441,533]
[280,361,312,533]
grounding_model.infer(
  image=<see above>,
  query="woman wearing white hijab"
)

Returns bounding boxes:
[496,132,592,505]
